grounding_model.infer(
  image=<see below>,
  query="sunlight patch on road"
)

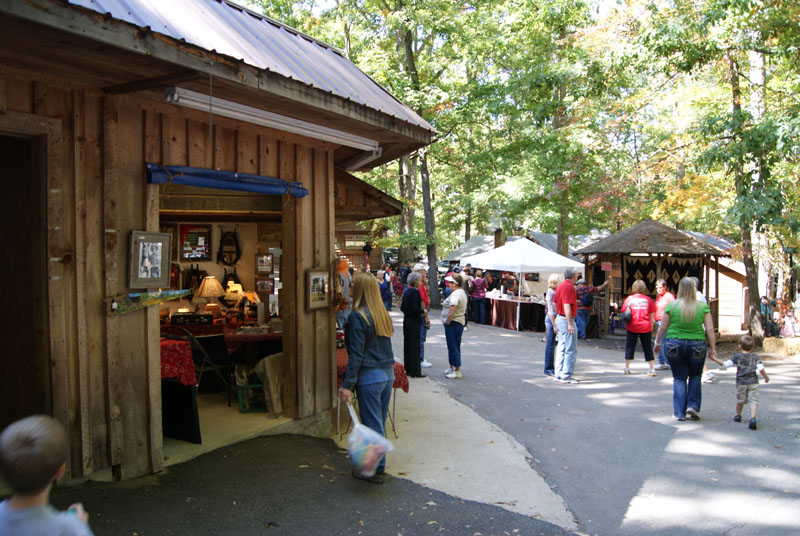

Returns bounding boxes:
[664,438,738,456]
[624,489,800,532]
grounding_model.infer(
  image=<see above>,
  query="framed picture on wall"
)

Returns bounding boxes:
[128,231,171,289]
[255,278,273,294]
[306,268,329,310]
[179,224,212,261]
[255,254,273,274]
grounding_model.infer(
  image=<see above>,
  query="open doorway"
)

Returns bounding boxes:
[0,133,50,430]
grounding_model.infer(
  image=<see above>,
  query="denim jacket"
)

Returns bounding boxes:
[341,307,395,390]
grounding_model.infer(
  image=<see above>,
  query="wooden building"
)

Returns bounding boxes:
[574,220,731,335]
[0,0,431,481]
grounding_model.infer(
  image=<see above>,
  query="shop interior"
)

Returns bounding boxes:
[156,215,291,466]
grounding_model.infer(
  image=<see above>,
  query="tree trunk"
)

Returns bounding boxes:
[398,154,417,264]
[419,148,440,308]
[729,52,763,345]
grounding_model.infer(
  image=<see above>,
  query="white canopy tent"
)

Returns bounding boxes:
[460,237,584,273]
[460,238,585,329]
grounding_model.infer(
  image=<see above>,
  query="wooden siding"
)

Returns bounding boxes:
[1,74,336,481]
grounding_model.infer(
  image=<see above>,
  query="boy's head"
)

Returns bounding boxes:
[739,335,755,352]
[0,415,68,495]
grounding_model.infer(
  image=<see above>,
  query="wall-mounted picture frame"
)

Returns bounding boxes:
[159,223,179,262]
[129,231,171,289]
[306,268,329,310]
[255,253,273,274]
[179,224,212,261]
[255,277,273,294]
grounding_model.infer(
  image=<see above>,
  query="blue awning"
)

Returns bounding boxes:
[146,163,309,198]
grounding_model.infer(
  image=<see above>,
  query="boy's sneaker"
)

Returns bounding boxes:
[749,418,757,430]
[686,408,700,421]
[445,370,462,379]
[701,371,715,383]
[444,367,453,375]
[733,415,742,423]
[623,368,631,375]
[421,359,432,368]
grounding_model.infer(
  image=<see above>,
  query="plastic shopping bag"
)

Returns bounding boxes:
[346,402,394,477]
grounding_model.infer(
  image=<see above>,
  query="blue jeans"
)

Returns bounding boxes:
[663,338,706,418]
[655,321,668,365]
[355,380,393,474]
[420,321,427,360]
[576,309,590,339]
[544,315,556,374]
[555,315,577,379]
[471,297,486,324]
[444,321,464,368]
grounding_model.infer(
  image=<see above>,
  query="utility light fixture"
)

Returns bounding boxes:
[164,87,381,155]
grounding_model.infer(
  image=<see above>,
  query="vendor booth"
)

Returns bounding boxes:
[0,0,432,482]
[460,238,585,331]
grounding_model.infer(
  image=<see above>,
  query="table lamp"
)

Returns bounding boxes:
[224,281,243,303]
[193,276,224,315]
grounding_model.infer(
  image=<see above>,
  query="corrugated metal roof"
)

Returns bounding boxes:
[68,0,432,131]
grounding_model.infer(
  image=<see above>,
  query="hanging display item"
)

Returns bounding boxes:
[217,227,242,266]
[179,224,212,261]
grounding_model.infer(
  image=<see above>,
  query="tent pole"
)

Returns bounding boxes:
[517,271,522,331]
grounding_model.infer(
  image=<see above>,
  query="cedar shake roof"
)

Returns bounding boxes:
[574,219,728,256]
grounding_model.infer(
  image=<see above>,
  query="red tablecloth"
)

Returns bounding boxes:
[488,298,546,332]
[160,323,225,338]
[336,347,409,393]
[222,326,282,354]
[160,338,197,387]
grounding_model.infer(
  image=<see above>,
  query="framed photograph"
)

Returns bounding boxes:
[129,231,171,289]
[255,254,273,274]
[179,224,212,261]
[159,223,179,261]
[306,268,329,310]
[255,278,273,294]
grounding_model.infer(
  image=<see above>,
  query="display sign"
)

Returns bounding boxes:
[601,262,612,272]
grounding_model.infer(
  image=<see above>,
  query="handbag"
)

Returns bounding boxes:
[620,308,632,324]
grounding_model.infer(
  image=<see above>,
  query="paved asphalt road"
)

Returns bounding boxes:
[422,320,800,536]
[43,312,799,536]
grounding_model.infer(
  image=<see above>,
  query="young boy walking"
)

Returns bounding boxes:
[0,415,93,535]
[722,335,770,430]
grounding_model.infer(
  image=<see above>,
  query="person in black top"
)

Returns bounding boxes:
[397,261,412,292]
[401,272,427,377]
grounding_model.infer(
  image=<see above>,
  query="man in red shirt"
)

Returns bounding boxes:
[653,279,675,369]
[553,267,581,383]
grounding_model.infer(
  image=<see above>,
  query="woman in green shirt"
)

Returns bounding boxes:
[654,277,722,421]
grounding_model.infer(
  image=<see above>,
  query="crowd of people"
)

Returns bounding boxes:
[760,295,800,338]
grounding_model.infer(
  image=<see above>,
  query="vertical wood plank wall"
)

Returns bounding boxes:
[2,75,337,480]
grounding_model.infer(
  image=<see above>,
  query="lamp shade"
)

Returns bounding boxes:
[195,276,224,299]
[224,281,243,302]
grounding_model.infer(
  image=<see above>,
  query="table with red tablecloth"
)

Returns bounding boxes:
[160,338,197,386]
[336,347,409,392]
[487,298,546,332]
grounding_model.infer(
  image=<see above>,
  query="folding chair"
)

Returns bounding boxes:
[183,330,233,406]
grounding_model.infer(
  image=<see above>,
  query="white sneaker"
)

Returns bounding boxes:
[444,367,454,375]
[656,364,670,370]
[445,370,462,379]
[702,371,715,383]
[420,359,432,368]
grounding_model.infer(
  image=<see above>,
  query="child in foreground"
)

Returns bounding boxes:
[722,335,770,430]
[0,415,93,535]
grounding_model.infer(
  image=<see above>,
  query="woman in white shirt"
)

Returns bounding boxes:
[442,273,468,379]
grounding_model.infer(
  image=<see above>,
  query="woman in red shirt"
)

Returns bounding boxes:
[621,279,657,376]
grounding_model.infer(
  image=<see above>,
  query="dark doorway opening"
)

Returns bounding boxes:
[0,133,50,430]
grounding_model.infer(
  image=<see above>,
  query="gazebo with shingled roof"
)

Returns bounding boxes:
[574,219,730,335]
